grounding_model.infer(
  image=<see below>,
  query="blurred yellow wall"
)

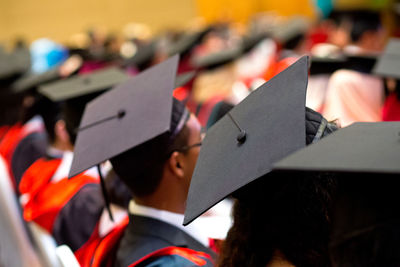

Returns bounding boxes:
[196,0,316,23]
[0,0,197,44]
[2,0,388,45]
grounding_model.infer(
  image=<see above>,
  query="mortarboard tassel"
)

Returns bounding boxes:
[97,165,114,222]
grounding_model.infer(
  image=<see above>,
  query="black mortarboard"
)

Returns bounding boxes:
[309,56,347,75]
[274,121,400,263]
[167,28,213,57]
[0,48,31,83]
[38,67,128,102]
[272,17,310,45]
[12,68,61,94]
[191,47,242,70]
[373,38,400,79]
[123,41,157,70]
[344,54,378,74]
[241,32,270,53]
[68,55,181,178]
[12,54,83,94]
[274,122,400,174]
[183,56,309,225]
[38,67,129,144]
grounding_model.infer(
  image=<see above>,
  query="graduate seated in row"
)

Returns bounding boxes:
[19,67,131,266]
[184,56,339,267]
[70,56,233,266]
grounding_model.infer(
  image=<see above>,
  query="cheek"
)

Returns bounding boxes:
[186,149,200,175]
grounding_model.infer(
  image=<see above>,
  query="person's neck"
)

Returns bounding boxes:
[135,176,187,214]
[135,195,185,214]
[51,139,74,152]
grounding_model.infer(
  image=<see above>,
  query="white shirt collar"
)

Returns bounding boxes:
[22,115,44,135]
[128,200,210,247]
[51,151,99,183]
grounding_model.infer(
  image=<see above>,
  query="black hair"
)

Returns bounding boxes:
[350,11,382,43]
[0,90,24,126]
[330,173,400,267]
[219,172,337,267]
[283,33,306,51]
[37,96,62,144]
[104,169,133,209]
[218,108,338,267]
[63,92,103,145]
[110,98,191,198]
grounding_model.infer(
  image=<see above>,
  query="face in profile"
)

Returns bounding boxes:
[180,114,203,191]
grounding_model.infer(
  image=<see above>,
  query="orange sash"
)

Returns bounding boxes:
[129,246,214,267]
[20,158,98,233]
[75,216,129,267]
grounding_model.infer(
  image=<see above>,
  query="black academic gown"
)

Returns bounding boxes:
[52,183,104,251]
[11,131,47,187]
[115,214,216,267]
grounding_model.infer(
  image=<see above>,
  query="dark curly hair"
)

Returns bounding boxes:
[218,172,337,267]
[218,108,338,267]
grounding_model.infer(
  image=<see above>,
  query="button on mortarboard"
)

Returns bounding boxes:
[183,56,309,225]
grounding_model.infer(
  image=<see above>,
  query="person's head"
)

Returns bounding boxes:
[0,90,24,126]
[218,108,338,267]
[282,33,308,54]
[219,172,337,267]
[62,95,91,145]
[34,96,74,151]
[350,11,384,52]
[110,98,202,209]
[326,11,353,48]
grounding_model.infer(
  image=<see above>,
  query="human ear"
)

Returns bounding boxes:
[168,151,185,178]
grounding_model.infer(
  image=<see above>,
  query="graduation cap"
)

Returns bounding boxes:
[68,55,183,221]
[183,56,309,225]
[38,67,129,145]
[273,122,400,174]
[12,54,83,94]
[344,53,378,74]
[0,48,31,83]
[191,47,242,70]
[12,68,61,94]
[167,27,213,57]
[272,17,310,45]
[373,38,400,79]
[123,41,157,70]
[241,32,270,53]
[175,70,196,88]
[273,121,400,260]
[68,55,181,178]
[309,56,347,75]
[38,67,128,102]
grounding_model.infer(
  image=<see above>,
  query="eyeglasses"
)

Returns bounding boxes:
[174,142,202,153]
[167,127,206,155]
